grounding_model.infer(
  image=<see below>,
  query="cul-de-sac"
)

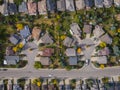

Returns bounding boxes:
[0,0,120,90]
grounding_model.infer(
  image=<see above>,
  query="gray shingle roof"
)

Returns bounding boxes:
[85,0,94,7]
[9,34,21,45]
[20,25,31,39]
[8,3,17,15]
[94,0,104,8]
[4,56,19,65]
[46,0,56,12]
[65,0,75,11]
[57,0,66,11]
[65,48,76,56]
[103,0,113,8]
[19,2,28,13]
[83,24,92,34]
[69,57,77,65]
[100,34,112,44]
[39,57,50,65]
[63,37,73,47]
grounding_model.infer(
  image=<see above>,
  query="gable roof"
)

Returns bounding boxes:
[46,0,56,12]
[69,56,77,65]
[32,27,41,40]
[39,33,53,44]
[92,56,107,64]
[57,0,66,11]
[4,56,19,65]
[103,0,113,8]
[20,25,31,39]
[65,0,75,11]
[3,2,8,16]
[8,3,17,15]
[38,0,47,15]
[83,24,92,34]
[6,46,14,56]
[27,2,37,15]
[70,23,82,36]
[98,47,110,56]
[114,0,120,7]
[75,0,85,10]
[39,57,50,65]
[39,48,54,57]
[94,0,104,8]
[93,25,105,38]
[85,0,94,8]
[100,34,112,44]
[19,2,28,13]
[9,34,21,45]
[65,48,76,56]
[63,37,73,47]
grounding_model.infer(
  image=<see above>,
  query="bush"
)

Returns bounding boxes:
[34,61,43,69]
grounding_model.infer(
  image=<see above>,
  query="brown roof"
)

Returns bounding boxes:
[6,46,14,56]
[38,0,47,14]
[83,24,92,34]
[40,48,54,57]
[27,2,37,15]
[32,27,41,40]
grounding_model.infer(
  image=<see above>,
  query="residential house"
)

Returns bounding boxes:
[38,48,54,57]
[94,0,104,8]
[46,0,56,13]
[8,3,17,15]
[38,0,47,15]
[93,25,105,38]
[6,46,14,56]
[114,0,120,7]
[57,0,66,11]
[32,27,41,40]
[85,0,94,9]
[20,25,31,39]
[19,2,28,13]
[38,33,53,44]
[31,84,40,90]
[27,2,37,15]
[100,34,112,44]
[63,37,73,47]
[13,84,22,90]
[4,56,19,65]
[98,47,110,56]
[103,0,113,8]
[7,79,12,90]
[70,23,82,37]
[75,0,85,10]
[39,57,51,65]
[0,4,4,15]
[65,0,75,11]
[65,48,76,56]
[83,24,92,34]
[68,56,77,65]
[3,2,9,16]
[9,34,21,45]
[91,56,107,64]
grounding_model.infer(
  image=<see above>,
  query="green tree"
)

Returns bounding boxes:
[14,0,23,6]
[34,61,43,69]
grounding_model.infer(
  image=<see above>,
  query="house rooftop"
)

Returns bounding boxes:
[85,0,94,8]
[6,46,14,56]
[93,25,105,38]
[75,0,85,10]
[63,37,73,47]
[38,0,47,15]
[39,48,54,57]
[39,33,53,44]
[57,0,66,11]
[20,25,31,39]
[103,0,113,8]
[65,48,76,56]
[4,56,19,65]
[69,57,77,65]
[19,2,28,13]
[83,24,92,34]
[32,27,41,40]
[98,47,110,56]
[114,0,120,7]
[92,56,107,64]
[65,0,75,11]
[100,34,112,44]
[27,2,37,15]
[39,57,50,65]
[94,0,104,8]
[9,34,21,45]
[8,3,17,15]
[46,0,56,12]
[70,23,82,36]
[13,84,22,90]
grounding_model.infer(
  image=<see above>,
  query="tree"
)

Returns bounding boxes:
[0,0,3,5]
[34,61,43,69]
[14,0,23,6]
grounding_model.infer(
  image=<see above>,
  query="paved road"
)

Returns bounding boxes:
[0,42,120,79]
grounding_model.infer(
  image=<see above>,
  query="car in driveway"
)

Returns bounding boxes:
[85,59,90,66]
